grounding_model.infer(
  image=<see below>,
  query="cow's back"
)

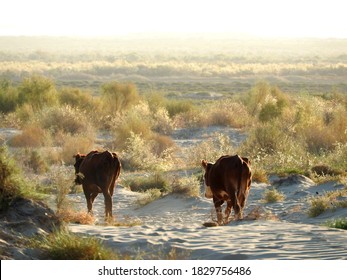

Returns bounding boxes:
[79,150,117,183]
[209,155,243,189]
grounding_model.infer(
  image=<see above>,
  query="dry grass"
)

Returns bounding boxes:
[308,196,331,217]
[262,189,285,203]
[56,209,95,225]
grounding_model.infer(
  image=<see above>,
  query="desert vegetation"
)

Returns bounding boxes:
[0,36,347,260]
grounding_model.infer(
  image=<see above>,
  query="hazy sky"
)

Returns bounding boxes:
[1,0,346,38]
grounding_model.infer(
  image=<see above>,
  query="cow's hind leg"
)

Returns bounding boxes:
[237,192,245,219]
[103,191,113,220]
[224,199,232,224]
[83,188,93,214]
[230,191,241,220]
[213,197,224,225]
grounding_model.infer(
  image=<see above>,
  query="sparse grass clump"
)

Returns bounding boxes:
[307,196,331,217]
[136,189,162,207]
[124,173,170,193]
[325,218,347,230]
[263,188,285,203]
[33,228,121,259]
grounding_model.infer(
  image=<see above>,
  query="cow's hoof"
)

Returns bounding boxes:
[203,222,219,227]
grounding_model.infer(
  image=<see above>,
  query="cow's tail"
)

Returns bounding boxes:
[112,152,121,179]
[237,156,244,196]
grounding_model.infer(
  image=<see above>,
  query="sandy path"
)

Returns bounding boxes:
[68,176,347,260]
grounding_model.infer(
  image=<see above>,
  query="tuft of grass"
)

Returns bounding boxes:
[135,189,162,207]
[262,188,285,203]
[325,218,347,230]
[32,227,122,259]
[251,167,268,183]
[106,217,142,227]
[307,196,331,217]
[124,173,170,193]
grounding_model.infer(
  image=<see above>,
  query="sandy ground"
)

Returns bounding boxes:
[69,175,347,260]
[69,126,347,260]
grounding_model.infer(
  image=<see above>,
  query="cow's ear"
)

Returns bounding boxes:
[73,153,80,159]
[201,160,208,169]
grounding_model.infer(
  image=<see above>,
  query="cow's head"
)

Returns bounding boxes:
[73,153,86,185]
[201,159,213,199]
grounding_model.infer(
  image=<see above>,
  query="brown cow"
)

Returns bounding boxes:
[73,150,121,219]
[201,155,252,225]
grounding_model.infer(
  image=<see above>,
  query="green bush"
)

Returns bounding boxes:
[18,75,58,110]
[325,218,347,230]
[59,87,99,111]
[0,146,40,210]
[101,81,139,114]
[0,79,18,113]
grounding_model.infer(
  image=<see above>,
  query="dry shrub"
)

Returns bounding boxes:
[56,209,95,225]
[121,132,174,171]
[59,87,99,112]
[187,133,234,166]
[176,99,252,128]
[203,100,252,128]
[151,107,174,135]
[39,105,95,137]
[308,195,330,217]
[304,125,337,154]
[124,173,170,193]
[60,134,95,165]
[135,189,162,207]
[9,125,48,147]
[251,167,268,183]
[165,99,193,117]
[170,175,200,197]
[262,188,285,203]
[101,81,140,114]
[25,150,49,174]
[244,206,279,221]
[112,101,153,148]
[151,134,176,156]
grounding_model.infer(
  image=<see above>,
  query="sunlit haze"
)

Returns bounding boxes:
[1,0,346,38]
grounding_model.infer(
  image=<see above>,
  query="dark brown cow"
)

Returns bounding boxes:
[201,155,252,225]
[73,150,121,219]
